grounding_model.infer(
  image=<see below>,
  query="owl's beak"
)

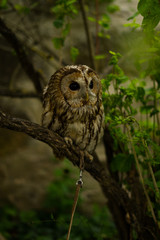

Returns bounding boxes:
[86,92,89,102]
[82,92,89,105]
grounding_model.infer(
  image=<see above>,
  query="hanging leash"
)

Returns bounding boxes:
[66,160,84,240]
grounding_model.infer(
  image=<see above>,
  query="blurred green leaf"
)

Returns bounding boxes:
[94,54,107,60]
[66,0,77,5]
[88,16,96,22]
[70,47,79,63]
[127,11,139,21]
[150,109,159,117]
[53,18,64,28]
[14,4,30,14]
[62,23,70,37]
[0,0,8,9]
[124,19,141,29]
[98,13,110,29]
[138,0,160,30]
[136,87,145,101]
[140,105,154,114]
[107,4,120,13]
[52,37,64,49]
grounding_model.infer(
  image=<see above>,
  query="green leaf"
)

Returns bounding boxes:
[107,5,120,13]
[136,87,145,101]
[14,4,30,14]
[88,17,96,22]
[0,0,8,9]
[98,32,110,39]
[109,50,116,56]
[150,109,159,117]
[50,213,55,220]
[124,19,141,29]
[66,0,77,5]
[98,13,110,29]
[111,153,134,172]
[140,105,154,114]
[70,47,79,63]
[138,0,160,30]
[62,23,70,37]
[53,18,64,28]
[94,54,107,60]
[109,52,121,65]
[127,11,139,21]
[51,5,62,14]
[52,37,64,49]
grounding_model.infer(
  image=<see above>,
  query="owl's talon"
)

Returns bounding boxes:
[84,151,93,162]
[64,137,73,147]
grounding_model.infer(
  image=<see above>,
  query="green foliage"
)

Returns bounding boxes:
[138,0,160,30]
[51,0,77,16]
[124,19,141,29]
[14,4,30,14]
[94,54,107,60]
[98,13,110,29]
[14,3,38,14]
[107,4,120,13]
[88,1,119,40]
[51,0,78,50]
[102,49,160,223]
[0,0,8,9]
[52,37,64,49]
[0,163,118,240]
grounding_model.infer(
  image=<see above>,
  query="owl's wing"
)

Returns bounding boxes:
[42,102,54,128]
[41,86,54,129]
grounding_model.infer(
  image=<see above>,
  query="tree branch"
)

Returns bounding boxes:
[0,109,129,202]
[0,18,44,98]
[0,89,42,98]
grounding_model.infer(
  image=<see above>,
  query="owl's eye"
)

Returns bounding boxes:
[89,80,93,89]
[69,82,80,91]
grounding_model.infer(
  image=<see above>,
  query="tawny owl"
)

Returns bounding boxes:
[42,65,104,158]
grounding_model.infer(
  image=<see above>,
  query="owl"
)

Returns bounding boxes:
[42,65,104,159]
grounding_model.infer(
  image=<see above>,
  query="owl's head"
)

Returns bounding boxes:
[48,65,102,109]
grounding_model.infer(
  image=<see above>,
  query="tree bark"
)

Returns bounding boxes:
[0,18,44,97]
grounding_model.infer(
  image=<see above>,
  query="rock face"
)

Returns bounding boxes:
[0,0,139,209]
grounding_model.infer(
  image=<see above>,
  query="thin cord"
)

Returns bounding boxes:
[66,170,83,240]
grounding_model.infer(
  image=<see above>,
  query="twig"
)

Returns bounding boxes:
[78,0,95,69]
[0,18,44,98]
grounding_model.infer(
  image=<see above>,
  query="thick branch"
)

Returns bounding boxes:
[0,18,44,97]
[0,110,130,202]
[0,110,159,239]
